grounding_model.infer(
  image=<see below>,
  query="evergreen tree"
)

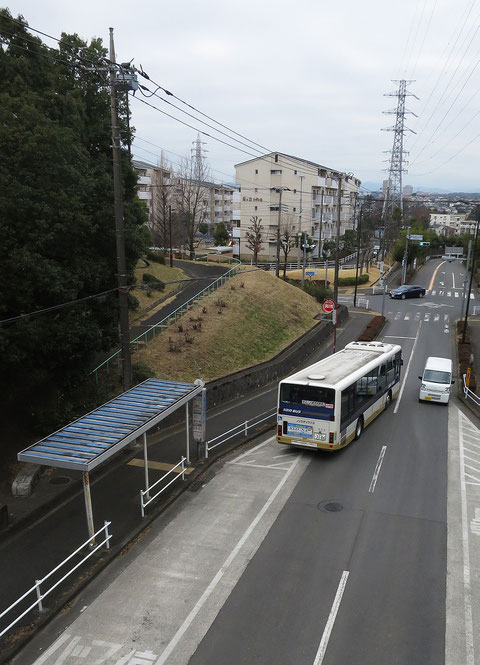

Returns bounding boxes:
[0,10,147,426]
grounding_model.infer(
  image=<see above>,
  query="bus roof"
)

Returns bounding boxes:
[280,342,401,389]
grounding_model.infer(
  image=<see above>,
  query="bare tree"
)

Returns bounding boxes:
[281,214,297,278]
[149,152,172,248]
[174,154,211,259]
[245,215,264,263]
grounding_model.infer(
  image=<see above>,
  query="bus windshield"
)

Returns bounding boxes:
[280,383,335,413]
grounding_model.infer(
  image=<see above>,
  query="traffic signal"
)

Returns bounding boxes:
[419,241,430,246]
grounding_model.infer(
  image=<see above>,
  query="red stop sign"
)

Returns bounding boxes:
[323,298,336,314]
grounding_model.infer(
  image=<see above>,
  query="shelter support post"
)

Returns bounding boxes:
[186,402,190,465]
[83,471,95,546]
[143,433,150,500]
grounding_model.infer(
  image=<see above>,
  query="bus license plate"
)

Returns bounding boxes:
[287,424,313,438]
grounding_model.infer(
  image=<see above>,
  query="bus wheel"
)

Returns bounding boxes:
[385,391,392,409]
[355,416,364,440]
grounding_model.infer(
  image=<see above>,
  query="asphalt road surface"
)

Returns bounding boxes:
[10,258,479,665]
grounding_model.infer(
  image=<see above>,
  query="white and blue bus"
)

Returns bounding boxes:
[276,341,403,451]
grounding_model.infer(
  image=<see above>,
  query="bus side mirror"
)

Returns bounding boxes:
[419,376,422,380]
[452,380,455,384]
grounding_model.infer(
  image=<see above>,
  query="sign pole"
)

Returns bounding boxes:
[333,304,338,353]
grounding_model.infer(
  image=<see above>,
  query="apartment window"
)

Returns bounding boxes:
[275,154,279,163]
[255,169,258,174]
[270,206,279,211]
[294,170,297,175]
[255,206,258,211]
[271,169,282,175]
[293,207,296,212]
[255,188,258,193]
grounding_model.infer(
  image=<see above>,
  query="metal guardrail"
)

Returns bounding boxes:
[205,408,277,459]
[337,296,370,310]
[463,374,480,406]
[91,259,242,380]
[257,255,357,272]
[140,457,186,517]
[0,521,111,638]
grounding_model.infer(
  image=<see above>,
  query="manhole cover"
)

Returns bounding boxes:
[318,500,344,513]
[49,476,71,486]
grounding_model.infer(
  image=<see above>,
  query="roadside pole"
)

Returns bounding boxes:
[461,239,472,320]
[322,298,337,353]
[353,206,363,307]
[301,231,307,287]
[401,227,410,285]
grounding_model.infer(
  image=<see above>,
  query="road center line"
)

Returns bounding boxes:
[313,571,349,665]
[155,450,303,665]
[369,446,387,492]
[394,321,422,414]
[428,261,446,291]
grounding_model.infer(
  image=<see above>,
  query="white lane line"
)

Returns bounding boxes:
[234,462,291,471]
[32,633,72,665]
[453,272,456,289]
[229,438,272,463]
[383,335,416,339]
[369,446,387,492]
[155,451,303,665]
[313,571,350,665]
[458,410,475,664]
[394,321,422,414]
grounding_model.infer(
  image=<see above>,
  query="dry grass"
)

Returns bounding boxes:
[130,261,186,324]
[286,265,385,286]
[134,270,322,383]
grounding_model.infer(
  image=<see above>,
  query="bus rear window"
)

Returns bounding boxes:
[280,384,335,413]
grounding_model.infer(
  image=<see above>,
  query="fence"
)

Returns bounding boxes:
[258,254,357,272]
[463,374,480,407]
[0,521,111,639]
[92,259,241,381]
[205,408,277,459]
[337,295,370,310]
[140,457,186,517]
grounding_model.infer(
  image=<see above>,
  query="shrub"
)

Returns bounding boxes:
[287,279,334,303]
[146,250,166,264]
[338,273,369,286]
[357,316,386,342]
[458,343,471,363]
[142,272,165,291]
[128,293,140,310]
[132,361,156,384]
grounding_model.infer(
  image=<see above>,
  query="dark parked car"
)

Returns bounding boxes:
[389,285,426,299]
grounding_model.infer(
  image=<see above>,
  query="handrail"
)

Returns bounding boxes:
[463,374,480,406]
[91,259,242,380]
[0,521,111,638]
[140,457,186,517]
[205,408,276,458]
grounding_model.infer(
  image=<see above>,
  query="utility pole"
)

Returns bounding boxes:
[319,188,324,261]
[401,226,410,285]
[333,173,343,304]
[354,205,363,307]
[298,175,304,266]
[463,216,480,343]
[461,239,472,320]
[169,205,173,268]
[275,187,289,277]
[109,27,132,392]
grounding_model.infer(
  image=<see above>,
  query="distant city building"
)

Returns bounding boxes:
[235,152,360,261]
[403,185,413,197]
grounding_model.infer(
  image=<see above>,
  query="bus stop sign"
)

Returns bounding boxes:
[323,298,336,314]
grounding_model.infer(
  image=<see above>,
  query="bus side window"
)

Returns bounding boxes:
[366,367,378,395]
[386,358,395,384]
[378,363,387,391]
[395,352,402,379]
[341,384,356,428]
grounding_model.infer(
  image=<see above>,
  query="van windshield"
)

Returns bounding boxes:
[424,369,451,384]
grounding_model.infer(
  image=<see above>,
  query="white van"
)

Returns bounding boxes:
[419,357,454,404]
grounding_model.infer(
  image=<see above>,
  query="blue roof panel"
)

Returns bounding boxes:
[18,378,204,472]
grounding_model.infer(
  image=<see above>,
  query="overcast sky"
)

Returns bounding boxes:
[5,0,480,192]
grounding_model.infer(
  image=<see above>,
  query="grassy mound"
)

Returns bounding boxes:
[134,269,322,383]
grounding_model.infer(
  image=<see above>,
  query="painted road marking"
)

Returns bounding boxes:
[431,290,436,296]
[128,459,194,474]
[313,571,350,665]
[394,321,422,414]
[434,314,440,322]
[447,291,452,297]
[424,313,431,321]
[470,508,480,536]
[369,446,387,493]
[455,292,460,298]
[154,453,303,665]
[458,409,475,664]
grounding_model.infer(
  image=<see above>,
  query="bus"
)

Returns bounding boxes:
[276,341,402,451]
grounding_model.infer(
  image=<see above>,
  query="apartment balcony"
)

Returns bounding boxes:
[317,177,326,187]
[137,176,151,186]
[232,209,241,219]
[138,191,152,200]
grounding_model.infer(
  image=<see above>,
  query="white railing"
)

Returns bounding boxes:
[0,521,111,638]
[140,457,186,517]
[205,408,276,459]
[463,374,480,406]
[337,295,370,310]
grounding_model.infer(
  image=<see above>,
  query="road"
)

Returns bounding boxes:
[9,258,480,665]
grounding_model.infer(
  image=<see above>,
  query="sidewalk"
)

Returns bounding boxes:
[0,311,372,662]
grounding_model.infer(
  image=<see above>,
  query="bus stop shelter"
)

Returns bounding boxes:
[18,378,205,540]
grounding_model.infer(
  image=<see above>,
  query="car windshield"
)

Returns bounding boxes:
[395,286,409,291]
[424,369,451,384]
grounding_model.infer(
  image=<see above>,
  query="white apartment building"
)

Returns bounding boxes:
[132,159,239,235]
[429,212,476,234]
[234,153,360,261]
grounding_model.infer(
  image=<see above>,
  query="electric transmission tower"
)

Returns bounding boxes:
[381,80,418,230]
[191,133,208,182]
